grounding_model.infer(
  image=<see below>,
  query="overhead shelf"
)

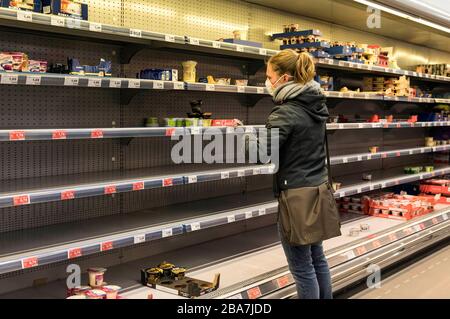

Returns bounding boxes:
[0,164,275,209]
[0,189,277,275]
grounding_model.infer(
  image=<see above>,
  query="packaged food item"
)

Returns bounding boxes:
[27,60,47,73]
[68,285,91,296]
[215,78,231,85]
[139,68,178,81]
[234,79,248,86]
[68,58,112,77]
[349,228,360,237]
[362,173,372,181]
[84,289,106,299]
[0,52,14,72]
[425,137,434,147]
[102,285,121,299]
[172,267,186,280]
[369,146,378,154]
[87,267,107,287]
[66,294,86,299]
[182,60,197,83]
[42,0,88,20]
[145,117,159,127]
[1,0,42,12]
[0,52,29,72]
[163,118,176,127]
[360,224,370,231]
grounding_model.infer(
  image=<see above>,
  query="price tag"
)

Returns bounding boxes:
[165,128,175,136]
[357,156,362,161]
[356,63,363,69]
[245,211,253,219]
[258,208,266,216]
[91,129,104,138]
[253,168,261,175]
[101,241,113,251]
[190,127,201,135]
[187,175,197,184]
[227,215,236,223]
[64,77,79,86]
[356,246,367,255]
[189,38,200,45]
[268,165,275,174]
[237,170,245,177]
[165,34,175,42]
[162,228,173,238]
[367,65,373,70]
[348,92,355,98]
[109,79,122,88]
[247,287,262,299]
[372,240,382,248]
[259,48,267,55]
[130,29,142,38]
[89,22,102,32]
[443,213,448,221]
[389,233,397,241]
[104,185,116,194]
[338,61,345,67]
[237,86,245,93]
[66,18,81,29]
[342,158,348,163]
[68,248,82,259]
[22,257,38,269]
[153,81,164,89]
[17,10,33,22]
[257,87,265,94]
[26,75,41,85]
[9,131,25,141]
[52,130,67,140]
[88,78,102,87]
[205,84,215,91]
[61,190,75,200]
[174,82,184,90]
[51,15,65,27]
[1,74,18,84]
[276,275,290,288]
[190,222,201,231]
[212,41,221,49]
[133,181,144,191]
[134,234,146,244]
[236,45,244,52]
[221,172,229,179]
[163,178,173,187]
[128,79,141,89]
[338,92,344,98]
[14,195,30,206]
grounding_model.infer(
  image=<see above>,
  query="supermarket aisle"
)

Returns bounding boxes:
[352,245,450,299]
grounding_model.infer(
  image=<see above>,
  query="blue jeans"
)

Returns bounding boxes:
[278,223,333,299]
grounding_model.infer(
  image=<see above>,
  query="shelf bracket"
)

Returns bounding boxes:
[120,44,146,64]
[120,89,140,105]
[241,60,265,76]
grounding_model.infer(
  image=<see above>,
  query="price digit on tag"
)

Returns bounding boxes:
[101,241,113,251]
[187,175,197,183]
[1,74,18,84]
[190,127,201,135]
[104,186,116,194]
[133,182,144,191]
[237,86,245,93]
[206,84,215,91]
[88,78,102,87]
[13,195,30,206]
[22,257,38,269]
[221,172,229,179]
[130,29,142,38]
[9,131,25,141]
[227,215,236,223]
[91,129,104,138]
[128,80,141,89]
[174,82,184,90]
[109,79,122,88]
[276,275,290,288]
[189,38,200,45]
[17,10,33,22]
[68,248,82,259]
[245,211,253,219]
[162,228,173,238]
[247,287,262,299]
[163,178,174,187]
[61,190,75,200]
[26,75,41,86]
[89,22,102,32]
[153,81,164,89]
[236,45,244,52]
[134,234,146,244]
[52,130,67,140]
[191,222,201,231]
[212,41,221,49]
[64,77,79,86]
[257,87,265,94]
[165,34,175,42]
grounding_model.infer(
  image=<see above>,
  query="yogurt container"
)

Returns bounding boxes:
[85,289,107,299]
[87,267,107,287]
[102,285,121,299]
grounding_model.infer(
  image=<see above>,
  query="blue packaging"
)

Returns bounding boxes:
[68,58,112,76]
[42,0,87,20]
[1,0,42,12]
[139,69,178,81]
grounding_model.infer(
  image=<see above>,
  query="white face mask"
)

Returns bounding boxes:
[265,74,291,96]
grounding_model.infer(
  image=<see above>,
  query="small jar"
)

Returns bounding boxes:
[87,268,107,288]
[102,285,121,299]
[182,61,197,83]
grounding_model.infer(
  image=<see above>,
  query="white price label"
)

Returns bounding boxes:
[128,79,141,89]
[356,63,363,69]
[343,250,356,260]
[1,74,18,84]
[367,65,373,70]
[153,81,164,89]
[26,75,41,85]
[338,61,345,67]
[109,79,122,88]
[236,45,244,52]
[206,84,215,91]
[189,38,200,45]
[237,170,245,177]
[245,212,253,219]
[88,78,102,87]
[89,22,102,32]
[226,127,234,134]
[162,228,173,237]
[342,158,348,163]
[190,127,201,135]
[348,92,354,98]
[443,213,448,221]
[187,175,197,183]
[212,41,221,48]
[257,87,265,94]
[338,92,344,98]
[253,168,261,175]
[413,72,418,77]
[51,16,65,27]
[165,34,175,42]
[64,77,79,86]
[173,82,184,90]
[357,156,362,161]
[17,10,32,22]
[268,165,275,174]
[227,215,236,223]
[338,124,344,129]
[134,234,146,244]
[66,18,81,29]
[258,208,266,216]
[130,29,142,38]
[367,154,372,160]
[237,86,245,93]
[221,172,229,179]
[259,48,267,55]
[191,222,201,231]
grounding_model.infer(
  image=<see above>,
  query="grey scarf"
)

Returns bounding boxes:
[272,80,322,104]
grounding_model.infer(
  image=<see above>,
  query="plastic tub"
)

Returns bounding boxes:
[87,267,107,287]
[102,285,121,299]
[85,289,106,299]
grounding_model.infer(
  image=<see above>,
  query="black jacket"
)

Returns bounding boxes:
[266,84,329,196]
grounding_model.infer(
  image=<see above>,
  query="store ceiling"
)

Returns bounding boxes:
[246,0,450,53]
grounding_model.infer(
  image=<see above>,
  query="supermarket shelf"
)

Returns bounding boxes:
[324,91,383,101]
[326,121,450,130]
[0,8,449,83]
[0,164,275,209]
[0,189,277,275]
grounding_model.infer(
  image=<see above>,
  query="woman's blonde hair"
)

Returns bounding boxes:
[268,49,315,85]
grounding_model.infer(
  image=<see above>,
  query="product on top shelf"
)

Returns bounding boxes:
[139,68,178,81]
[67,58,112,77]
[415,63,449,77]
[1,0,42,11]
[315,75,333,91]
[42,0,88,20]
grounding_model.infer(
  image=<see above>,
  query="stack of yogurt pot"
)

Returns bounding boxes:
[66,267,122,299]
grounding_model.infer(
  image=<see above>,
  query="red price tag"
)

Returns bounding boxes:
[9,131,25,141]
[22,257,38,269]
[418,223,425,230]
[396,152,401,157]
[133,182,144,191]
[403,228,412,235]
[104,185,116,194]
[61,190,75,200]
[163,178,173,187]
[91,129,104,138]
[389,233,397,241]
[381,153,387,158]
[432,218,438,225]
[52,130,67,140]
[247,287,262,299]
[13,195,30,206]
[276,275,290,288]
[68,248,82,259]
[356,246,367,255]
[372,240,381,248]
[101,241,113,251]
[165,128,175,136]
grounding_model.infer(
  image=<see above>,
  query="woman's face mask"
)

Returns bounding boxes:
[265,74,292,95]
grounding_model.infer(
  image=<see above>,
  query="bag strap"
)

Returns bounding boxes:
[324,128,333,186]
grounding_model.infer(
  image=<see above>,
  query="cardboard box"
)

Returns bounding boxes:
[1,0,42,12]
[42,0,87,20]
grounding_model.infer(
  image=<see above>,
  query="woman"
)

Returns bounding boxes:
[263,49,341,299]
